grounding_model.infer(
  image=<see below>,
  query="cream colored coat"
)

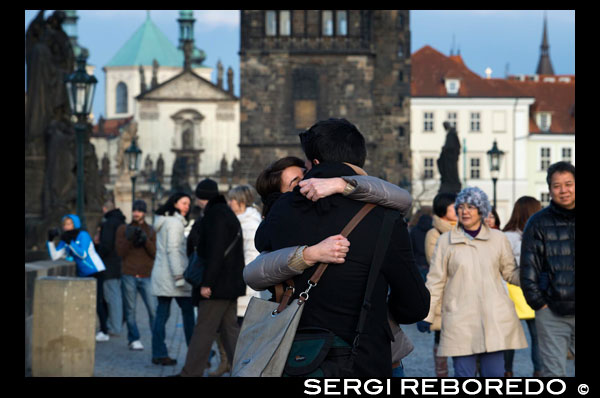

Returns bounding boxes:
[424,223,527,357]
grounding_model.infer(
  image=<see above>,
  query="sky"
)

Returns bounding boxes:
[25,10,575,123]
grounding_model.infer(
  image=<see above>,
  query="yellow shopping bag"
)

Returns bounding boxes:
[507,283,535,320]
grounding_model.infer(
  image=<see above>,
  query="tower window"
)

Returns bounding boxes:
[398,43,404,58]
[266,10,291,36]
[321,10,348,36]
[398,126,405,137]
[116,82,128,114]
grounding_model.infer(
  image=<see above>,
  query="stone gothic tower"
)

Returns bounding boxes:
[239,10,411,188]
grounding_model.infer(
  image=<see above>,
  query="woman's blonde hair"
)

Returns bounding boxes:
[227,184,257,208]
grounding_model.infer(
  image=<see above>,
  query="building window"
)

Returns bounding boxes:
[116,82,128,114]
[397,13,404,29]
[398,70,404,82]
[424,112,434,132]
[562,147,572,163]
[470,158,481,179]
[279,10,291,36]
[445,79,460,95]
[470,112,481,132]
[447,112,457,129]
[266,10,291,36]
[424,158,434,179]
[398,152,404,164]
[322,11,334,36]
[538,112,551,132]
[293,68,318,130]
[336,11,348,36]
[398,43,404,58]
[540,147,551,171]
[398,126,405,137]
[540,192,550,207]
[397,95,404,108]
[182,120,194,149]
[265,11,277,36]
[321,10,347,36]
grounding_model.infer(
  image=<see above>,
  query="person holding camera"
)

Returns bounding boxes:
[116,200,157,351]
[47,214,109,342]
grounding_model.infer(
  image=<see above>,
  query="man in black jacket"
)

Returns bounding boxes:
[255,119,430,378]
[521,161,575,377]
[96,201,126,337]
[179,178,246,377]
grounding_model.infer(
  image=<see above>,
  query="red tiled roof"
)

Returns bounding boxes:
[92,116,133,138]
[505,79,575,134]
[411,45,575,135]
[411,45,527,98]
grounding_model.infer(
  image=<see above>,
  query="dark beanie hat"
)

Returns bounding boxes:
[132,199,147,213]
[195,178,219,199]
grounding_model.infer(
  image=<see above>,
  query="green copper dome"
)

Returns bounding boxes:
[106,16,184,67]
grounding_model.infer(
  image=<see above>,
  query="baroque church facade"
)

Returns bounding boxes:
[91,11,240,217]
[239,10,412,187]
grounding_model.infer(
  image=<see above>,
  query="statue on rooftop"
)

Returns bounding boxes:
[437,121,462,194]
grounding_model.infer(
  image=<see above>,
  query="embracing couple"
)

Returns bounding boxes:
[244,118,430,377]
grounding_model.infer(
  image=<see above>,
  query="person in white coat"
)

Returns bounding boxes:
[150,192,195,366]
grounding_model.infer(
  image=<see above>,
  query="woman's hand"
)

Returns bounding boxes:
[302,234,350,265]
[299,178,347,202]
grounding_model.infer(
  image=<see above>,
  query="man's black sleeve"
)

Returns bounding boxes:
[520,217,547,310]
[384,218,431,324]
[187,218,202,257]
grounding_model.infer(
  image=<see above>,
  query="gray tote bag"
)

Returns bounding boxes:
[231,295,304,377]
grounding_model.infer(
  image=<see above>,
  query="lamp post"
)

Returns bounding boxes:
[125,137,142,204]
[64,49,97,228]
[487,140,505,210]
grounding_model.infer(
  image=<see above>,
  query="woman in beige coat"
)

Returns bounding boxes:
[419,187,527,377]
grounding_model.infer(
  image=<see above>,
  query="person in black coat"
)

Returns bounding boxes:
[179,178,246,377]
[520,161,575,377]
[409,210,433,280]
[96,201,126,336]
[255,119,430,378]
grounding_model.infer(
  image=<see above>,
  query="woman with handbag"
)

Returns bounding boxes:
[502,196,543,377]
[150,192,195,366]
[418,187,527,377]
[46,214,109,342]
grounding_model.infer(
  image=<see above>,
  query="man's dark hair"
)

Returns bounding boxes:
[432,192,458,218]
[546,161,575,187]
[299,118,367,167]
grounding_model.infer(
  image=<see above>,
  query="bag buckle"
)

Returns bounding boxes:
[299,280,316,303]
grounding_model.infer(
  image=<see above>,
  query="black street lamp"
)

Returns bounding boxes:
[125,137,143,204]
[64,49,97,228]
[487,140,505,210]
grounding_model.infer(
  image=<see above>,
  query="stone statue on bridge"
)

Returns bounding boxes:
[437,121,462,194]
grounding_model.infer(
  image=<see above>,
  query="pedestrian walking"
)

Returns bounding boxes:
[418,186,527,377]
[422,192,457,377]
[486,207,501,230]
[520,161,575,377]
[502,196,543,377]
[178,178,246,377]
[409,207,433,280]
[47,214,109,342]
[151,192,195,366]
[96,201,126,337]
[253,119,430,377]
[115,199,158,351]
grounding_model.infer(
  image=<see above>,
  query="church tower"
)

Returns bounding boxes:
[239,10,411,187]
[535,13,555,75]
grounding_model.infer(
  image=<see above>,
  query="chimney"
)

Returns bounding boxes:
[485,67,492,79]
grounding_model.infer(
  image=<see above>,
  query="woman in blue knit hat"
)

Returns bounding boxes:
[417,187,527,377]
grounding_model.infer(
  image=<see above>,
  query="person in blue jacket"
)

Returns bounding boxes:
[47,214,111,342]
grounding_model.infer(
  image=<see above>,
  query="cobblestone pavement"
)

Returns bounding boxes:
[93,295,222,377]
[93,294,574,377]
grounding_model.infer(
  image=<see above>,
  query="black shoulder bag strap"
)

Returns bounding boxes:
[349,208,401,370]
[224,227,242,258]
